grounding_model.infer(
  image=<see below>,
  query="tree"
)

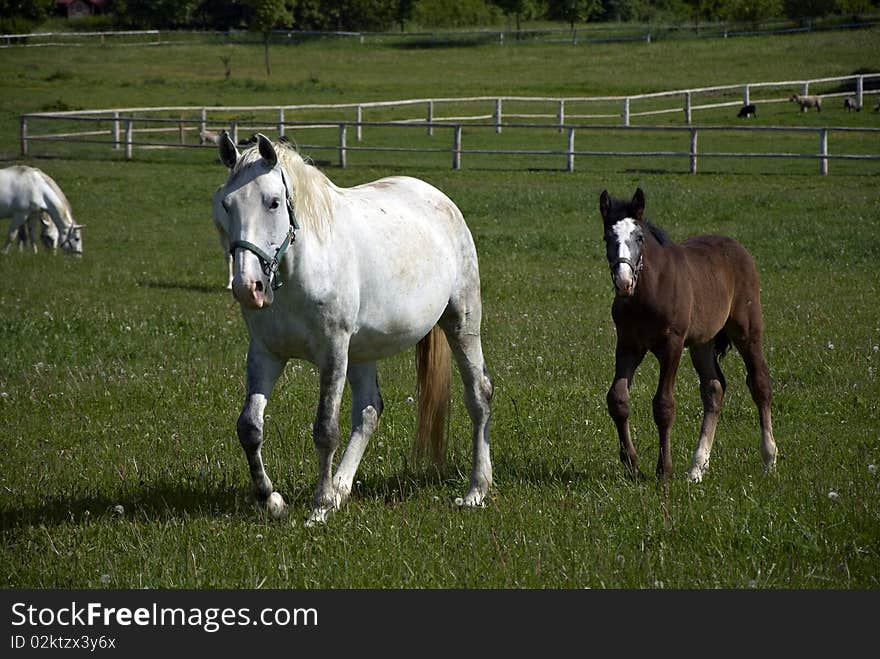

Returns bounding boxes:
[0,0,54,32]
[552,0,602,29]
[244,0,295,76]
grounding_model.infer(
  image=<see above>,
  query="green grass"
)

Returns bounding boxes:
[0,29,878,589]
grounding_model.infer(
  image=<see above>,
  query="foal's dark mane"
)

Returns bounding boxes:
[646,221,673,246]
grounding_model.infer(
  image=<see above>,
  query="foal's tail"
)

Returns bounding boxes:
[714,328,732,392]
[412,324,452,469]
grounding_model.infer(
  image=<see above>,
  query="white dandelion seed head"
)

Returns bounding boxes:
[828,491,839,500]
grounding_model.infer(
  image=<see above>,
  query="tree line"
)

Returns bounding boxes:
[1,0,878,34]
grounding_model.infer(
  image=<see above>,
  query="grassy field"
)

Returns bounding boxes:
[0,28,878,589]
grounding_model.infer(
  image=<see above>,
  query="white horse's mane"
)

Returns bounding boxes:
[33,167,74,226]
[233,141,336,241]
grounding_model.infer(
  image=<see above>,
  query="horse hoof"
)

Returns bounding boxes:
[265,492,288,520]
[305,507,330,526]
[687,469,704,484]
[458,491,487,508]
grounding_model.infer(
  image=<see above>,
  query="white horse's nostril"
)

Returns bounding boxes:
[254,280,264,292]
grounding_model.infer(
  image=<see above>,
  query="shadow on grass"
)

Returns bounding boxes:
[0,467,487,531]
[137,278,223,294]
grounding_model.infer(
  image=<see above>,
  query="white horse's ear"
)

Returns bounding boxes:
[219,131,239,169]
[599,189,610,220]
[257,133,277,168]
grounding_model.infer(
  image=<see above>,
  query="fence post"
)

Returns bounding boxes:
[20,115,28,156]
[494,98,503,134]
[427,101,434,137]
[557,99,565,133]
[856,76,864,109]
[622,98,630,127]
[179,116,185,145]
[199,108,206,140]
[124,119,133,161]
[743,84,750,106]
[356,105,362,141]
[230,121,238,145]
[453,125,462,170]
[819,128,828,176]
[566,127,575,172]
[689,128,698,174]
[684,92,692,124]
[338,124,347,168]
[113,111,120,149]
[802,82,809,96]
[278,108,285,139]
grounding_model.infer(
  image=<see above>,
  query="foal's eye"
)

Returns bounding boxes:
[269,199,280,210]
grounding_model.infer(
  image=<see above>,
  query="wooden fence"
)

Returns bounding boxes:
[19,74,880,175]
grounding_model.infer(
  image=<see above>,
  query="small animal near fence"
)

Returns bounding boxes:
[19,74,880,175]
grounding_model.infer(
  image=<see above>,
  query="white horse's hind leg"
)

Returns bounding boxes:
[440,304,493,507]
[237,345,285,505]
[331,362,383,508]
[307,343,349,525]
[2,211,28,254]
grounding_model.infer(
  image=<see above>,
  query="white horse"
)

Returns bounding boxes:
[216,133,493,524]
[0,166,84,256]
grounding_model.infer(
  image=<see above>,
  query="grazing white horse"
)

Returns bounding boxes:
[216,133,493,524]
[0,166,84,256]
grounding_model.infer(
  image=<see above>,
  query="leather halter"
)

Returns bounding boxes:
[609,253,644,289]
[229,166,300,291]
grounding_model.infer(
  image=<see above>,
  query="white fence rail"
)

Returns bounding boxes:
[19,114,880,176]
[19,74,880,175]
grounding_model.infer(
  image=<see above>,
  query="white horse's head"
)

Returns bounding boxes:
[218,132,297,309]
[60,223,85,257]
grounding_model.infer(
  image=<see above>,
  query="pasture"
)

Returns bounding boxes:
[1,28,879,589]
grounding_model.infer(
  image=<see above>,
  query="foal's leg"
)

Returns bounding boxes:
[687,342,726,483]
[653,338,684,479]
[607,344,646,478]
[331,361,384,510]
[732,334,777,473]
[237,344,286,504]
[440,305,493,507]
[307,340,349,525]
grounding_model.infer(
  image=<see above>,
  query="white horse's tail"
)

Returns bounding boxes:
[412,324,452,469]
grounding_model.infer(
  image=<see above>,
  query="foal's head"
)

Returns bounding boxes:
[599,187,647,297]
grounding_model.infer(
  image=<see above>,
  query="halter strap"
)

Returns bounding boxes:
[229,165,299,290]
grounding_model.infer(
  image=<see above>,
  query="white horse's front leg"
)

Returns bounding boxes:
[307,343,349,526]
[237,345,286,510]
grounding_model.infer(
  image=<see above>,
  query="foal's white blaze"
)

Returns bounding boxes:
[611,217,638,295]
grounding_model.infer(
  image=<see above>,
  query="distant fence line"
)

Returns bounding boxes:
[20,74,880,175]
[2,14,879,48]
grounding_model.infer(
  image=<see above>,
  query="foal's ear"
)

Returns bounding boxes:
[257,133,278,168]
[599,189,611,220]
[219,131,239,169]
[631,188,646,221]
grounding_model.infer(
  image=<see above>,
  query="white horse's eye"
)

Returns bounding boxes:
[269,199,280,210]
